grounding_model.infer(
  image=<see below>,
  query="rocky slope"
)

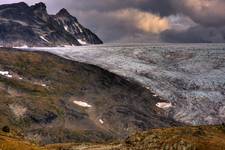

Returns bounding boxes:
[0,2,102,47]
[0,48,179,144]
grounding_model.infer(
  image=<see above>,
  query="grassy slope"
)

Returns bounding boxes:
[0,48,115,143]
[122,125,225,150]
[45,125,225,150]
[0,132,46,150]
[0,48,179,144]
[0,125,222,150]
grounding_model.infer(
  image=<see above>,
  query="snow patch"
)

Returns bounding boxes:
[6,74,12,78]
[64,26,69,32]
[99,119,104,124]
[41,84,47,87]
[0,71,12,78]
[75,23,83,33]
[40,36,49,43]
[73,100,92,108]
[0,71,9,76]
[77,39,87,45]
[156,102,172,109]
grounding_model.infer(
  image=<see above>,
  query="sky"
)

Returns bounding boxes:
[1,0,225,43]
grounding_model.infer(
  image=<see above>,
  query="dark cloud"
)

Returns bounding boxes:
[50,0,175,16]
[160,0,225,43]
[0,0,225,43]
[172,0,225,27]
[161,26,225,43]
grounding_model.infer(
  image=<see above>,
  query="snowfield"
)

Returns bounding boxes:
[24,43,225,125]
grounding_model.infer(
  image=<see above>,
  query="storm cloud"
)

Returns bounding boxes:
[161,26,225,43]
[172,0,225,26]
[0,0,225,43]
[162,0,225,43]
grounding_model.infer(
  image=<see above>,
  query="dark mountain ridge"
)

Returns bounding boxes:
[0,2,103,47]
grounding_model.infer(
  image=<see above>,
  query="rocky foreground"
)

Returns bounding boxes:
[1,125,225,150]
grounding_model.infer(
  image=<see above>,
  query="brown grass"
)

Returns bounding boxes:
[0,134,46,150]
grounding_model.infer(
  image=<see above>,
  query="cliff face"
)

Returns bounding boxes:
[0,2,103,47]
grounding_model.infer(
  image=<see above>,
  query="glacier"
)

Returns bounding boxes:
[23,43,225,125]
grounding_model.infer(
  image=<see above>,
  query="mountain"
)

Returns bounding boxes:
[0,2,103,47]
[0,48,180,144]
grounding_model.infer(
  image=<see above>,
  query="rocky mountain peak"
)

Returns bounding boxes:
[0,2,103,47]
[0,2,29,10]
[56,8,71,17]
[13,2,28,7]
[30,2,47,13]
[31,2,46,9]
[30,2,49,21]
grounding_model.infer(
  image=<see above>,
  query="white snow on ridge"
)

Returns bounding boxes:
[77,39,87,45]
[64,26,69,32]
[73,100,92,108]
[75,23,83,33]
[40,36,49,43]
